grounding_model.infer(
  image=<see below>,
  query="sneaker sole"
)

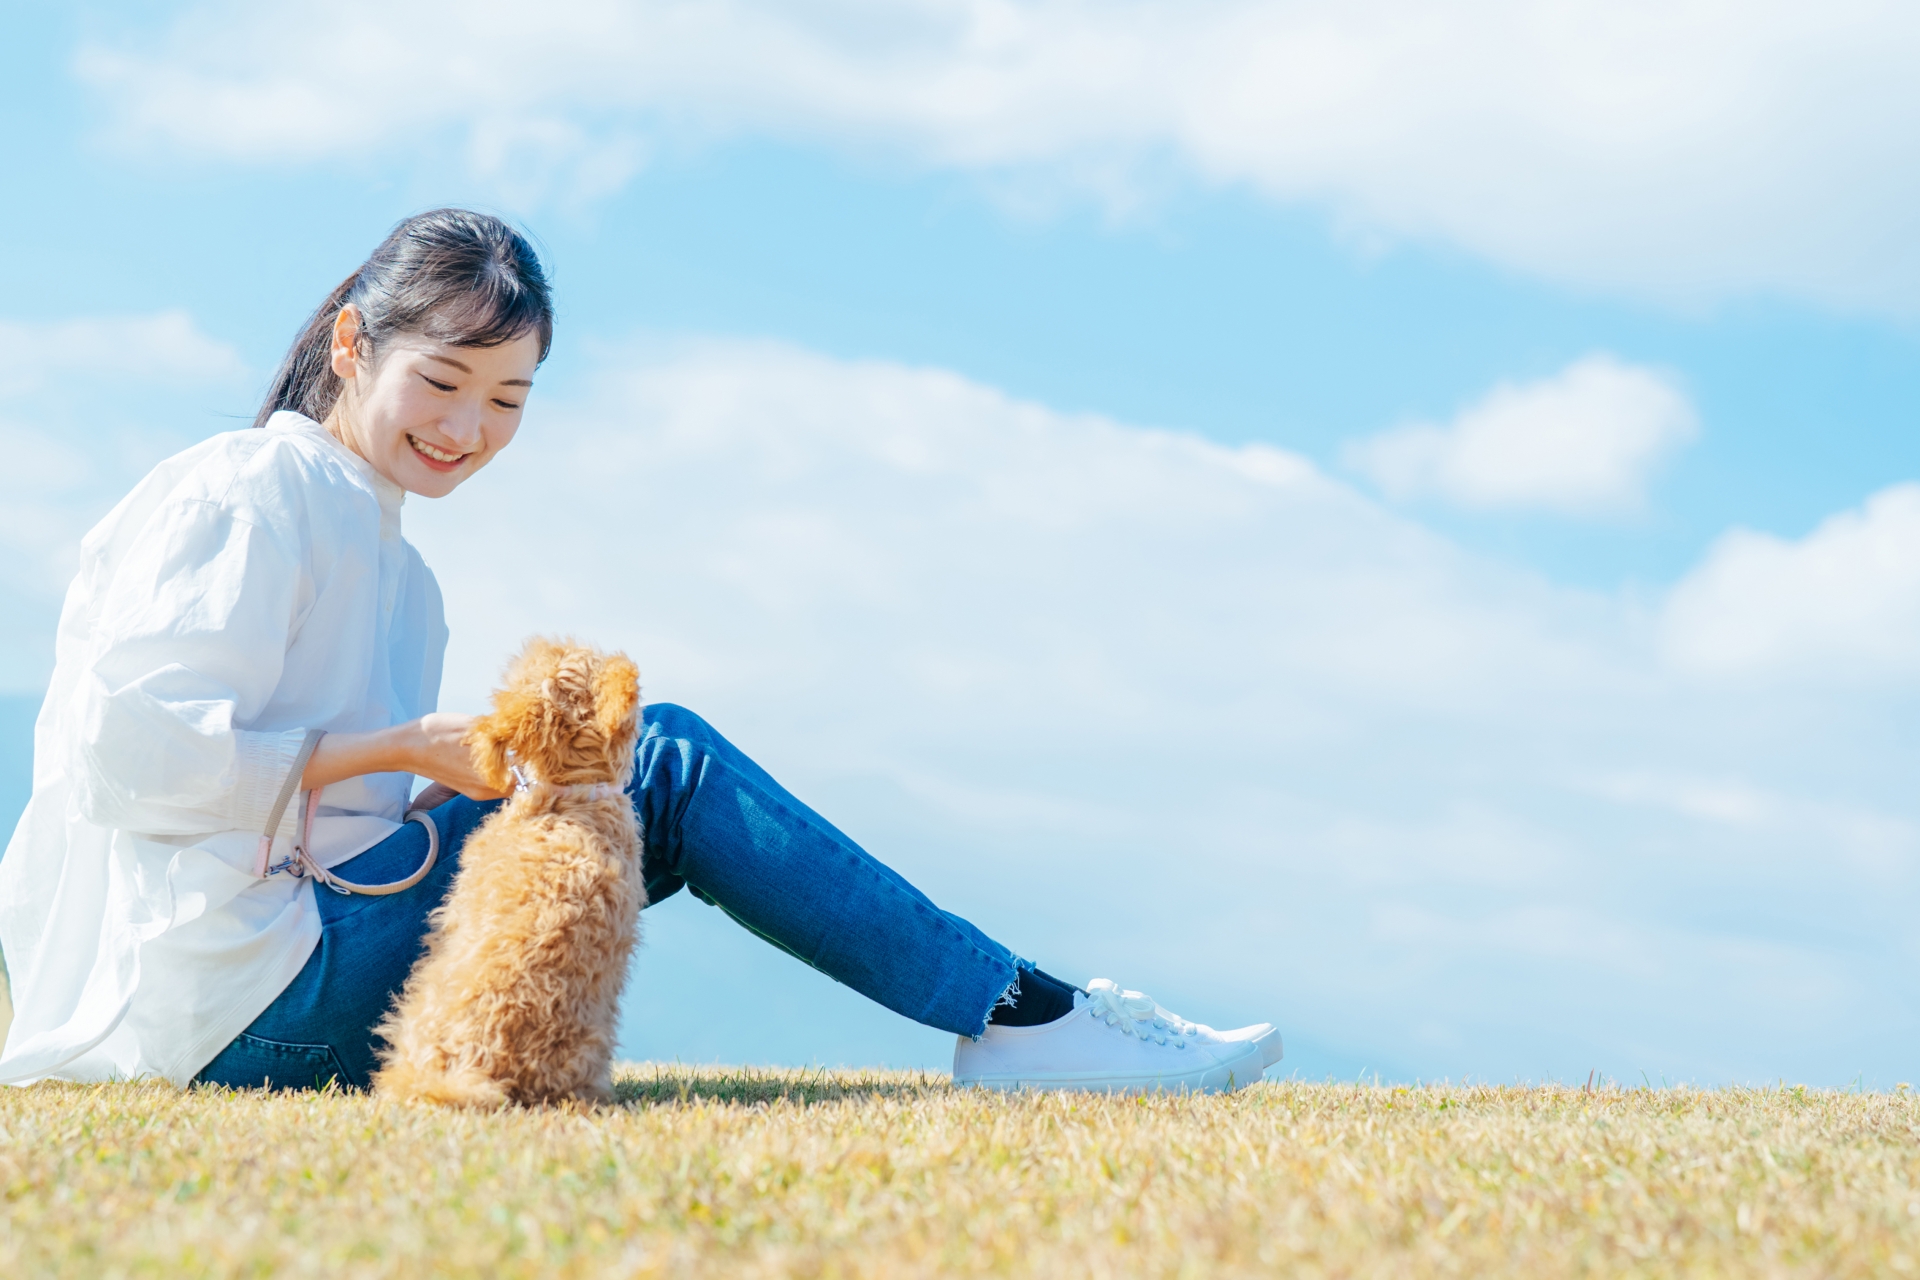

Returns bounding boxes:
[957,1042,1264,1095]
[1251,1025,1283,1069]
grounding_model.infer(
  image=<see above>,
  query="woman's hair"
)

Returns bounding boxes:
[253,208,554,428]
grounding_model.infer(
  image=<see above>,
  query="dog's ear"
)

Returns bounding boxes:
[471,636,567,787]
[465,711,516,795]
[593,654,641,744]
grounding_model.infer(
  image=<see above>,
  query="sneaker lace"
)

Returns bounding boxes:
[1084,978,1190,1048]
[1091,980,1208,1036]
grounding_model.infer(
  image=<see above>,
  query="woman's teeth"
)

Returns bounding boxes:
[408,435,465,464]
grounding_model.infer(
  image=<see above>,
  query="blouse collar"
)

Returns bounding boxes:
[264,410,407,514]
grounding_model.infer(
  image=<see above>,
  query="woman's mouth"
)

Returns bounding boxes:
[407,434,469,471]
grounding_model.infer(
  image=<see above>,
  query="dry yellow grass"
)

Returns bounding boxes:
[5,1067,1920,1277]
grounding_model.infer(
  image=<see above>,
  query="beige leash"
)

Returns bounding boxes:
[254,728,439,895]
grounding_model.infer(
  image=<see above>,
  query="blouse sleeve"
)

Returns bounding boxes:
[392,540,448,719]
[71,496,311,837]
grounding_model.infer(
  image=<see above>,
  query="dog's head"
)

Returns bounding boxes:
[467,637,642,792]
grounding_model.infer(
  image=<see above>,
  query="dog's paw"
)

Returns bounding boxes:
[373,1063,510,1110]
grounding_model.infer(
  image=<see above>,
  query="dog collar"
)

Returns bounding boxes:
[507,763,619,801]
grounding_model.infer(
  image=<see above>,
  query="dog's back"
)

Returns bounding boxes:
[373,639,645,1107]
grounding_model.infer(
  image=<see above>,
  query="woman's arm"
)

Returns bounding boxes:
[301,712,508,800]
[75,504,313,837]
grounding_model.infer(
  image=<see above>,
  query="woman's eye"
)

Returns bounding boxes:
[421,374,457,392]
[493,399,522,411]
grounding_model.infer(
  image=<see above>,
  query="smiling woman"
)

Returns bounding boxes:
[0,207,1278,1098]
[253,208,549,497]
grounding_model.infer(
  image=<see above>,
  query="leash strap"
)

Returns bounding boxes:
[254,727,439,894]
[254,729,327,878]
[302,806,439,897]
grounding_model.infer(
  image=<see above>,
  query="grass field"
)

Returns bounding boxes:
[5,1068,1920,1277]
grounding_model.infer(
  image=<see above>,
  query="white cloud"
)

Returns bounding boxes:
[1663,483,1920,682]
[74,0,1920,309]
[418,338,1608,729]
[1344,354,1697,515]
[0,312,248,395]
[390,337,1920,1083]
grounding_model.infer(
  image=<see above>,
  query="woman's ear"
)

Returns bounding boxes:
[329,305,364,379]
[594,655,641,742]
[465,712,515,794]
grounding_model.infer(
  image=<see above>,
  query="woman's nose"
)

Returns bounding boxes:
[439,405,485,450]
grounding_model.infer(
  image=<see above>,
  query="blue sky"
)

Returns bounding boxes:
[5,1,1920,1085]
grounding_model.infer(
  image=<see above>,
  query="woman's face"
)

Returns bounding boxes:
[324,306,542,499]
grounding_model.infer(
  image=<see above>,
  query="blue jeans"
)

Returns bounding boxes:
[195,703,1026,1091]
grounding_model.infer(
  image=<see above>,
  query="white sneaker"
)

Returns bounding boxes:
[953,979,1265,1093]
[1085,978,1286,1070]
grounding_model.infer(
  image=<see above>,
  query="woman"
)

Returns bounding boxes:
[0,209,1278,1094]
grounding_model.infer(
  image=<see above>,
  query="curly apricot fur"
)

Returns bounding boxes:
[372,638,646,1108]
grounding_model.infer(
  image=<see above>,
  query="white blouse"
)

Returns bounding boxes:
[0,411,447,1086]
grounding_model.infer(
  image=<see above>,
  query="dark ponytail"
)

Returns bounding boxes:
[254,208,554,429]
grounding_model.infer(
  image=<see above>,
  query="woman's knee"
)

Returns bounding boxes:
[642,701,714,747]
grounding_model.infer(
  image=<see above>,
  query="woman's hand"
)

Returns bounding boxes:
[300,713,510,801]
[402,713,509,799]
